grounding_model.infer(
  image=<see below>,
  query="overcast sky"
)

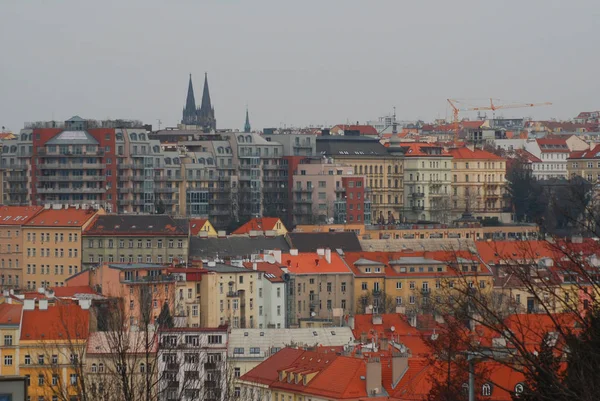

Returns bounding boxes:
[1,0,598,132]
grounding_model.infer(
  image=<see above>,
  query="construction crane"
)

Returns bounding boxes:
[446,98,552,142]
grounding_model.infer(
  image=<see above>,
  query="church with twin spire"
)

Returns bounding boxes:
[182,73,217,132]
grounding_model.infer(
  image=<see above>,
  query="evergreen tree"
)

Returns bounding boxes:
[156,302,174,329]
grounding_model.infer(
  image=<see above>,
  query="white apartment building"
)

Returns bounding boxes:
[524,138,569,180]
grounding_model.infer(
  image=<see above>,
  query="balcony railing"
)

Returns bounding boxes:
[121,274,177,284]
[411,205,425,211]
[411,192,425,198]
[36,187,106,194]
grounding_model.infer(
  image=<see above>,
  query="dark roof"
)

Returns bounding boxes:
[316,136,390,157]
[84,215,188,236]
[189,236,290,259]
[286,232,362,253]
[46,130,99,145]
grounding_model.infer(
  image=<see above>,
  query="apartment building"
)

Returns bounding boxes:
[189,218,218,237]
[283,249,354,327]
[568,145,600,181]
[22,206,101,290]
[291,161,369,225]
[231,217,287,236]
[0,303,22,377]
[199,263,259,329]
[242,260,287,329]
[170,268,204,327]
[524,138,570,179]
[397,142,452,222]
[158,327,228,401]
[317,134,403,222]
[0,206,42,289]
[68,262,176,328]
[448,147,509,221]
[19,300,90,401]
[81,215,189,271]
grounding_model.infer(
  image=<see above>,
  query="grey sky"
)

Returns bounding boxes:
[1,0,598,132]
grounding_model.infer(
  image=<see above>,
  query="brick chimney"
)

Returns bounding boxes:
[366,357,383,396]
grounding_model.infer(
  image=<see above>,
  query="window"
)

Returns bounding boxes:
[4,355,13,366]
[409,296,415,304]
[482,383,492,396]
[208,335,222,344]
[70,374,77,385]
[409,281,415,290]
[361,282,367,290]
[52,374,58,385]
[25,354,31,365]
[234,367,241,378]
[52,354,58,364]
[38,354,45,365]
[38,375,45,385]
[3,335,12,346]
[249,347,260,354]
[396,281,402,289]
[341,282,346,292]
[91,363,97,373]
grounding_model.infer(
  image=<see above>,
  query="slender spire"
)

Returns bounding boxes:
[244,106,251,133]
[182,74,197,125]
[200,72,212,113]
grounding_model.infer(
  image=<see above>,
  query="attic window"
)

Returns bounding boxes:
[260,332,264,336]
[313,331,318,336]
[331,331,336,335]
[244,332,249,337]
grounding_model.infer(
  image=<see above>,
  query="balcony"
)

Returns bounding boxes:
[37,175,104,182]
[411,192,425,198]
[263,176,286,182]
[121,274,177,284]
[263,164,284,170]
[204,362,216,370]
[334,187,346,193]
[36,187,106,194]
[411,205,425,211]
[118,188,134,193]
[209,209,231,216]
[7,188,28,194]
[227,291,240,297]
[6,164,28,170]
[292,188,312,193]
[6,176,28,182]
[295,198,313,204]
[38,163,106,169]
[167,381,179,388]
[118,199,134,205]
[155,187,176,193]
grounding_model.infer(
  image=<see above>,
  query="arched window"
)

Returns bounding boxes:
[226,147,232,154]
[198,158,205,164]
[379,166,383,174]
[140,363,145,373]
[10,146,17,153]
[395,165,399,174]
[218,147,224,154]
[153,145,160,153]
[388,165,392,174]
[130,133,137,141]
[369,166,373,174]
[91,363,97,373]
[359,166,363,174]
[139,133,146,141]
[173,157,180,165]
[98,363,104,373]
[2,146,8,153]
[238,136,245,143]
[207,158,214,165]
[395,179,398,188]
[246,135,252,143]
[462,383,469,395]
[482,383,492,396]
[116,133,123,141]
[21,134,27,141]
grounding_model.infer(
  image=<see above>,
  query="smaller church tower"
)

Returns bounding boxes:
[244,107,251,133]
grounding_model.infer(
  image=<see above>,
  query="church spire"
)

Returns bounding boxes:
[200,72,212,113]
[182,74,197,125]
[244,106,251,133]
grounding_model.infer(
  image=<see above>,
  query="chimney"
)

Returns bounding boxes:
[272,250,282,264]
[325,248,331,264]
[23,299,35,310]
[217,230,226,238]
[466,143,475,151]
[347,316,355,330]
[252,262,257,271]
[366,358,383,396]
[39,299,48,310]
[207,261,216,267]
[199,231,209,238]
[79,299,92,310]
[316,248,325,256]
[409,314,417,328]
[391,353,409,388]
[249,230,258,238]
[265,230,276,238]
[290,249,298,256]
[380,337,389,351]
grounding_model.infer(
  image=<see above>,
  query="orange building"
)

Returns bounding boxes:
[231,217,287,236]
[67,262,175,328]
[0,206,43,289]
[21,206,101,290]
[0,303,22,377]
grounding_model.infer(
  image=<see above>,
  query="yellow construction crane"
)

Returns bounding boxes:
[446,98,552,142]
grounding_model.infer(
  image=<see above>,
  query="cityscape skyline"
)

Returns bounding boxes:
[2,0,599,132]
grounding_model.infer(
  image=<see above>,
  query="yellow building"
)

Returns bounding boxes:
[344,251,494,314]
[448,147,509,221]
[22,206,101,290]
[19,300,89,401]
[189,218,218,237]
[0,206,43,290]
[0,303,22,377]
[567,146,600,182]
[231,217,287,236]
[199,263,259,328]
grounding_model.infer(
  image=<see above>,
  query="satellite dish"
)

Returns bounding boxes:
[368,305,373,310]
[390,326,395,332]
[311,312,316,317]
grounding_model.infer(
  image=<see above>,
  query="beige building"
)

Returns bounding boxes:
[22,206,101,290]
[448,147,510,221]
[0,206,43,289]
[568,145,600,182]
[396,142,453,222]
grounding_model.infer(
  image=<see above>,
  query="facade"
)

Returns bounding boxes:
[396,142,452,222]
[81,215,189,271]
[189,218,218,237]
[158,327,228,401]
[448,147,509,221]
[22,206,100,290]
[567,145,600,182]
[0,303,22,377]
[524,138,570,179]
[242,260,287,329]
[317,134,404,223]
[0,206,42,289]
[282,249,355,326]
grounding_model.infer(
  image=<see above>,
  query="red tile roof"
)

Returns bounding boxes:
[0,133,15,140]
[0,206,43,225]
[352,314,430,356]
[282,252,352,274]
[232,217,283,235]
[25,208,97,227]
[333,124,378,136]
[242,261,286,282]
[20,303,89,341]
[50,286,97,298]
[189,218,209,235]
[240,348,305,385]
[399,143,452,158]
[448,147,504,160]
[476,240,558,265]
[0,303,22,325]
[569,144,600,160]
[516,149,542,163]
[460,120,485,129]
[536,138,569,153]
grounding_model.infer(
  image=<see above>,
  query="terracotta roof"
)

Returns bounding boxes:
[448,147,504,160]
[398,143,452,158]
[476,241,558,265]
[536,138,569,153]
[515,149,542,163]
[333,125,378,136]
[460,120,485,129]
[242,261,286,282]
[282,252,352,275]
[25,208,97,227]
[189,218,209,235]
[20,303,89,341]
[0,133,15,140]
[50,286,97,298]
[240,347,306,385]
[0,303,22,325]
[569,144,600,160]
[352,314,430,356]
[0,206,43,225]
[232,217,283,235]
[84,215,188,235]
